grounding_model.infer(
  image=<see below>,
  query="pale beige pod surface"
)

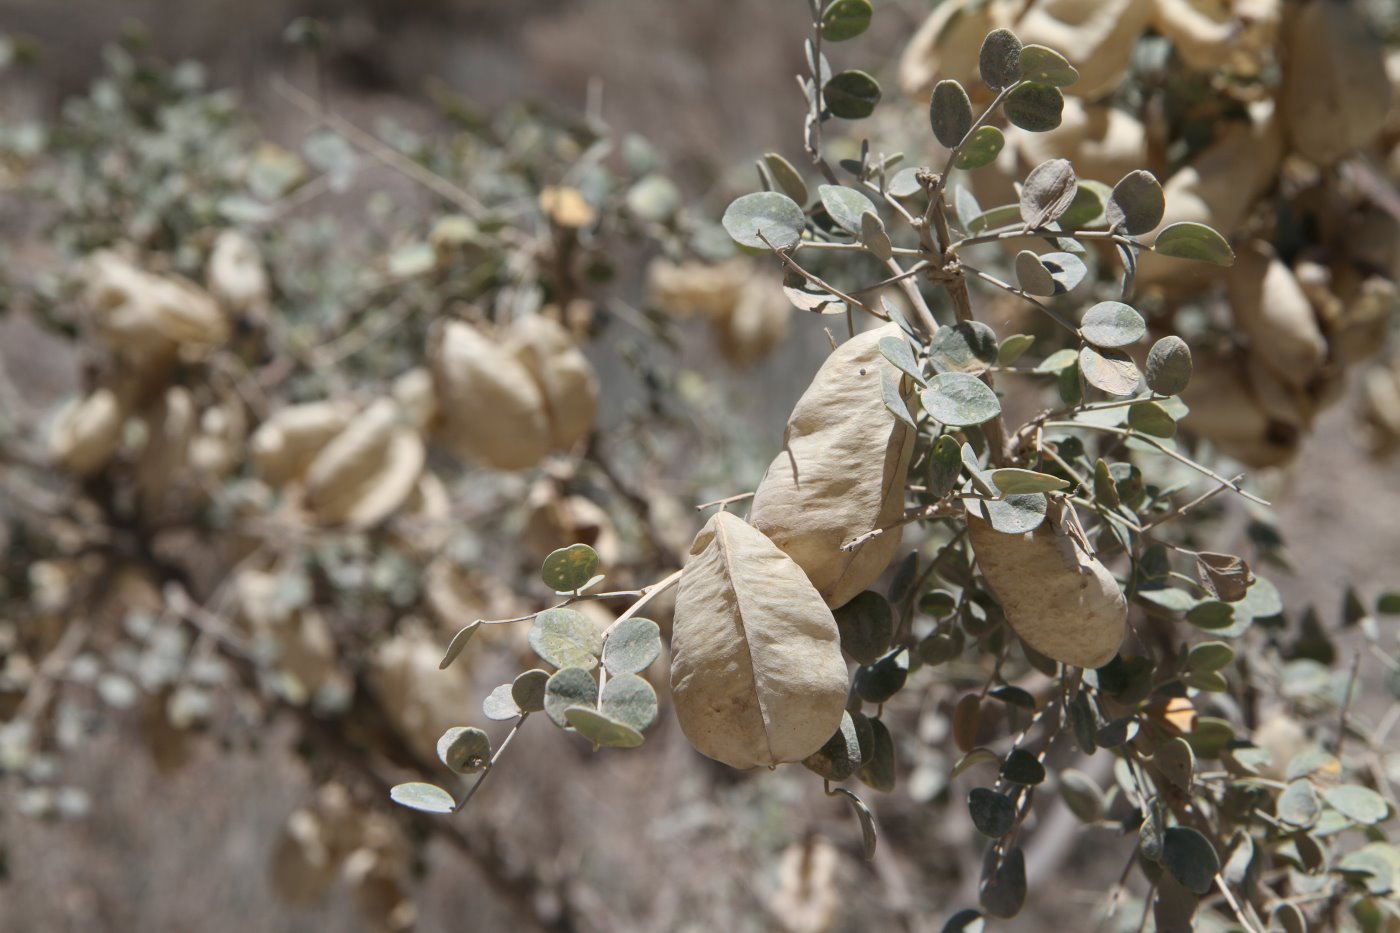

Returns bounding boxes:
[899,0,1014,98]
[670,511,850,770]
[1283,0,1391,167]
[1225,242,1327,388]
[506,313,598,452]
[250,400,357,487]
[1015,0,1154,100]
[50,387,126,476]
[967,498,1125,668]
[749,323,914,610]
[431,320,551,471]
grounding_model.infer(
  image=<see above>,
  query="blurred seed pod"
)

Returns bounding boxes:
[899,0,1016,99]
[366,617,474,754]
[206,228,271,317]
[1361,359,1400,453]
[715,275,792,366]
[1016,0,1155,100]
[136,385,196,505]
[1151,0,1280,76]
[49,387,126,476]
[1251,710,1308,782]
[1180,345,1300,466]
[271,782,370,905]
[1010,98,1149,186]
[1226,242,1328,388]
[83,249,229,355]
[430,320,552,470]
[649,258,791,365]
[750,323,915,609]
[187,397,247,481]
[521,481,621,569]
[1137,100,1284,290]
[302,398,426,529]
[1283,0,1392,167]
[390,471,453,556]
[235,569,350,708]
[505,313,598,452]
[966,497,1125,668]
[648,258,750,319]
[250,399,358,487]
[768,835,840,933]
[391,367,437,433]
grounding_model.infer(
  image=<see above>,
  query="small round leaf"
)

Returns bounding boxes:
[820,0,872,41]
[529,608,603,670]
[1000,748,1046,785]
[929,320,999,375]
[600,672,658,733]
[763,152,809,205]
[1078,346,1141,396]
[819,183,878,235]
[540,543,600,593]
[1162,827,1220,895]
[834,591,895,665]
[602,617,662,676]
[921,372,1002,427]
[544,667,599,728]
[824,70,882,119]
[390,782,455,814]
[1017,44,1077,86]
[968,787,1017,837]
[1080,301,1146,348]
[955,127,1005,170]
[988,468,1068,495]
[859,717,896,792]
[979,28,1022,90]
[803,710,863,781]
[1145,336,1192,395]
[1004,83,1063,133]
[1324,785,1390,825]
[931,80,973,149]
[437,726,492,774]
[483,683,522,721]
[1153,222,1234,266]
[1106,170,1165,235]
[722,191,805,250]
[565,707,644,748]
[511,669,550,712]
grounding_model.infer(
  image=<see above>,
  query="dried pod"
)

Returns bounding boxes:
[1283,0,1391,166]
[49,387,126,476]
[430,320,552,470]
[505,313,598,452]
[1015,0,1155,100]
[1151,0,1280,76]
[302,399,425,528]
[82,249,228,351]
[967,498,1125,668]
[206,229,270,316]
[670,511,850,769]
[713,276,792,366]
[750,323,915,609]
[1226,242,1328,387]
[900,0,1015,98]
[391,367,437,433]
[367,618,474,753]
[250,400,358,486]
[187,399,247,480]
[235,569,350,708]
[522,482,621,568]
[648,258,750,319]
[1181,347,1299,467]
[136,385,196,502]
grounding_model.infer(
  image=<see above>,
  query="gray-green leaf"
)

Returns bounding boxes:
[1145,336,1192,395]
[437,726,492,774]
[1153,222,1234,266]
[819,184,878,235]
[834,590,894,665]
[602,617,662,676]
[600,672,658,732]
[1106,170,1165,235]
[955,127,1005,170]
[1017,44,1078,86]
[820,0,873,41]
[921,372,1002,426]
[540,543,599,593]
[722,191,806,250]
[979,28,1022,90]
[763,152,809,206]
[544,667,598,728]
[931,79,974,149]
[824,70,882,119]
[529,608,603,670]
[389,782,455,814]
[1080,301,1146,348]
[1020,158,1078,228]
[1004,83,1063,133]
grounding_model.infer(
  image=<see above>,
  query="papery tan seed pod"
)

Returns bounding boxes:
[250,400,358,487]
[1016,0,1155,100]
[522,482,622,568]
[506,313,598,452]
[1283,0,1392,167]
[750,323,915,609]
[391,367,437,433]
[670,511,850,770]
[1181,347,1299,467]
[136,385,195,503]
[1009,98,1149,186]
[966,498,1125,668]
[390,471,453,557]
[1151,0,1280,76]
[1137,100,1284,289]
[713,276,792,367]
[768,836,840,933]
[188,399,247,480]
[206,229,270,316]
[234,569,350,707]
[271,807,340,904]
[899,0,1016,99]
[82,249,228,351]
[367,618,474,754]
[1361,363,1400,452]
[49,387,126,476]
[648,258,749,319]
[302,398,425,528]
[1226,242,1328,388]
[430,320,552,471]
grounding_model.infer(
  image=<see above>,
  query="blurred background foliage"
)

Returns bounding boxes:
[1,1,1399,931]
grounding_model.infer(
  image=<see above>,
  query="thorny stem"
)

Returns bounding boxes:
[759,232,889,322]
[962,263,1082,336]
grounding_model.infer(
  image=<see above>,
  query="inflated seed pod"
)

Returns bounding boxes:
[648,258,749,319]
[366,618,474,754]
[714,276,792,367]
[670,512,850,769]
[506,313,598,452]
[206,229,270,315]
[966,498,1125,668]
[1016,0,1155,100]
[1180,347,1299,467]
[430,320,552,471]
[749,323,915,609]
[1283,0,1392,166]
[1151,0,1279,76]
[250,400,358,487]
[1226,242,1328,388]
[136,385,195,502]
[302,398,425,528]
[49,387,126,476]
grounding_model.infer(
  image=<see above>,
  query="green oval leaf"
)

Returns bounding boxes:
[1145,336,1192,395]
[722,191,805,250]
[834,590,895,665]
[819,183,878,235]
[602,617,662,676]
[1080,301,1146,348]
[1128,401,1176,438]
[439,620,481,670]
[997,333,1035,365]
[390,782,456,814]
[965,493,1048,534]
[929,320,999,375]
[483,683,521,721]
[858,717,896,792]
[1078,346,1140,396]
[879,334,925,384]
[931,79,974,149]
[1278,778,1321,829]
[600,672,658,733]
[1153,221,1234,266]
[437,726,492,774]
[1059,769,1105,822]
[969,787,1017,837]
[540,543,599,593]
[1018,44,1078,86]
[820,0,872,41]
[1019,158,1077,228]
[1004,83,1063,133]
[1324,785,1391,825]
[854,647,910,704]
[529,608,603,670]
[955,126,1005,170]
[1014,250,1055,296]
[987,468,1068,496]
[861,211,893,260]
[544,667,598,728]
[763,152,809,206]
[565,707,644,748]
[1000,748,1046,786]
[1162,826,1220,895]
[979,28,1022,90]
[803,710,863,780]
[824,69,882,119]
[921,372,1002,426]
[1107,170,1165,235]
[511,669,550,712]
